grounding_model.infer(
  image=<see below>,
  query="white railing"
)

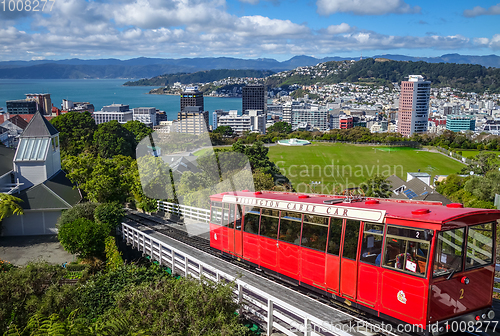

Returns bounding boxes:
[121,222,362,336]
[157,201,210,223]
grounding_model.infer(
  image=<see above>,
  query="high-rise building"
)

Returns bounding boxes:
[242,84,266,115]
[177,106,209,135]
[289,103,329,131]
[398,75,431,137]
[180,86,204,112]
[26,93,52,115]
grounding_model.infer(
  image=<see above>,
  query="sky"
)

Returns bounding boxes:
[1,0,500,61]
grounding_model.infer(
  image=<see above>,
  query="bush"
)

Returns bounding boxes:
[58,218,108,259]
[105,236,123,270]
[57,202,98,228]
[94,202,125,233]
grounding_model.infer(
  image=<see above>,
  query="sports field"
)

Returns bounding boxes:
[268,143,465,193]
[458,150,500,158]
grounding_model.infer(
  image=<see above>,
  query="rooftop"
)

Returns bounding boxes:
[21,112,58,138]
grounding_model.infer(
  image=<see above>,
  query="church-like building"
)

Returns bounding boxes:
[0,112,81,236]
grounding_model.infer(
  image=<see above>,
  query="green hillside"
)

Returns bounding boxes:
[124,69,274,86]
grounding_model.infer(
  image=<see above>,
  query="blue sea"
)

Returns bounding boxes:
[0,79,242,122]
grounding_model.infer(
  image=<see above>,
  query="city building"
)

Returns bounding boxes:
[212,109,231,129]
[26,93,52,115]
[339,115,354,129]
[242,84,266,115]
[180,86,204,112]
[290,103,329,131]
[133,107,157,127]
[93,104,133,124]
[217,110,266,134]
[0,115,29,147]
[397,75,431,137]
[6,100,37,115]
[479,119,500,135]
[177,106,209,135]
[446,115,476,132]
[61,99,95,113]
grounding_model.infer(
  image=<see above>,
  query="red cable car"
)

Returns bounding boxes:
[209,191,499,335]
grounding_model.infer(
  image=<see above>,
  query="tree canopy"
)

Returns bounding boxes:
[50,111,97,156]
[93,121,136,158]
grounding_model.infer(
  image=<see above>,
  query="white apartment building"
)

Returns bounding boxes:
[93,104,133,124]
[217,110,266,134]
[133,107,157,126]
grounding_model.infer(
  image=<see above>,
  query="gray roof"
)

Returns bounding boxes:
[386,174,449,203]
[21,112,58,138]
[0,146,14,176]
[0,126,8,134]
[16,170,81,210]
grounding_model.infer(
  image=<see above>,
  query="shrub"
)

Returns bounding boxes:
[56,202,98,228]
[94,202,125,233]
[105,236,123,270]
[58,218,108,259]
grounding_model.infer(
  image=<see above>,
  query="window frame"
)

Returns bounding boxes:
[359,222,385,266]
[301,214,330,252]
[465,222,495,271]
[382,224,432,278]
[432,227,465,278]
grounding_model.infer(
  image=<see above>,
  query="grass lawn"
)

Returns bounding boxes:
[268,143,465,193]
[457,150,500,158]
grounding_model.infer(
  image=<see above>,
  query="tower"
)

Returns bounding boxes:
[242,84,266,116]
[180,86,204,112]
[13,112,61,190]
[397,75,431,137]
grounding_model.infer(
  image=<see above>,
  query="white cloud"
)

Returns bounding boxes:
[316,0,420,16]
[473,35,500,50]
[463,4,500,17]
[326,23,354,35]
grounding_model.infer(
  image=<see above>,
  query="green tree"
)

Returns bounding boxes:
[460,152,499,175]
[123,120,154,144]
[56,202,98,228]
[93,121,136,158]
[50,111,97,156]
[267,121,292,134]
[58,218,108,259]
[213,125,235,137]
[360,175,392,198]
[0,194,24,222]
[94,203,125,233]
[253,168,275,191]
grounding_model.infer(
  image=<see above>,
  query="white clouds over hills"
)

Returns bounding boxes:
[0,0,497,61]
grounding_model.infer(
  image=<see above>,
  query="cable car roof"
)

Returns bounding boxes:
[210,191,500,227]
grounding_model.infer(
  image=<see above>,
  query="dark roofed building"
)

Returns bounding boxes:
[386,174,451,204]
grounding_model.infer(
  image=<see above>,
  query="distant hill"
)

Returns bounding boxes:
[123,69,275,86]
[0,54,499,79]
[264,58,500,93]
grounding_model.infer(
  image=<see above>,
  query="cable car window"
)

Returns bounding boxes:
[465,222,494,270]
[342,220,361,260]
[260,209,279,239]
[222,203,233,228]
[211,202,223,225]
[384,225,430,277]
[279,211,302,244]
[433,228,464,277]
[360,223,384,266]
[235,205,242,230]
[243,206,260,234]
[327,218,343,256]
[302,214,329,251]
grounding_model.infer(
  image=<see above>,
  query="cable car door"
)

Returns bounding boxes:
[233,205,243,256]
[339,219,361,300]
[325,218,343,294]
[224,203,234,254]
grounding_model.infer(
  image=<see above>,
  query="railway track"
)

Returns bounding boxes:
[124,211,410,336]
